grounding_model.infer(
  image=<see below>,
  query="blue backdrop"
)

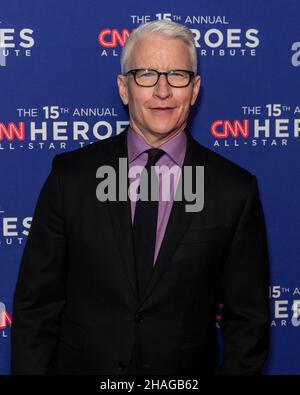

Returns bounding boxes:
[1,0,299,375]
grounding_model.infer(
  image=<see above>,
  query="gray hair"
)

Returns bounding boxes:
[120,20,197,74]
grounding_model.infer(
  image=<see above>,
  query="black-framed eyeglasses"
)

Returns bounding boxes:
[125,68,195,88]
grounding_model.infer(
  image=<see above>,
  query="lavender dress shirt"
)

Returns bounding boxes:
[127,126,187,265]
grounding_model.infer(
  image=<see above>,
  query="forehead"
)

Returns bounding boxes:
[128,34,192,70]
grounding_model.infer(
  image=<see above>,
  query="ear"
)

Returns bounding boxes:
[190,74,201,106]
[117,74,129,105]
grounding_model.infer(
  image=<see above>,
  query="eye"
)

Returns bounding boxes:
[169,70,187,77]
[138,70,157,78]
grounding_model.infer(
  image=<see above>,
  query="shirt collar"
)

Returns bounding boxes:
[127,126,186,167]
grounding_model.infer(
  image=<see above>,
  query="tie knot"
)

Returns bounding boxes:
[145,148,165,167]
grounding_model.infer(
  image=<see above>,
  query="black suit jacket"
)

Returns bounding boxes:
[11,128,270,375]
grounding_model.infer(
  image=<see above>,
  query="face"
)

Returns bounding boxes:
[117,34,201,146]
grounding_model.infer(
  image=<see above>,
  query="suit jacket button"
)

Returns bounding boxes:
[118,361,128,370]
[135,313,144,323]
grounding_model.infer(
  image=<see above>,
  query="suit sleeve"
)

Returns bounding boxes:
[217,175,270,375]
[11,154,67,374]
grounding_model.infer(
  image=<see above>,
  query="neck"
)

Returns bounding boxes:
[130,124,185,147]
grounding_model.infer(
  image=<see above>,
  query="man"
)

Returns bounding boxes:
[11,20,270,375]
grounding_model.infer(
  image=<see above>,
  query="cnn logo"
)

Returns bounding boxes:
[0,302,12,329]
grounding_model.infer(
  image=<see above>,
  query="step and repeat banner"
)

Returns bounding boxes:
[0,0,299,375]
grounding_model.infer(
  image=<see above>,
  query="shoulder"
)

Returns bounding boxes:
[189,135,257,199]
[51,132,124,172]
[200,143,253,178]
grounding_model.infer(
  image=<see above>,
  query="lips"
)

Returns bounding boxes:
[151,107,175,110]
[150,107,176,115]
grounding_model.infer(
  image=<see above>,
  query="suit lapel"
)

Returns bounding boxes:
[104,129,139,300]
[140,131,209,305]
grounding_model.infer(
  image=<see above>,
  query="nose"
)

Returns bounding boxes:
[153,74,172,100]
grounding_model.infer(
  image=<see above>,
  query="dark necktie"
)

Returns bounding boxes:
[132,148,165,301]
